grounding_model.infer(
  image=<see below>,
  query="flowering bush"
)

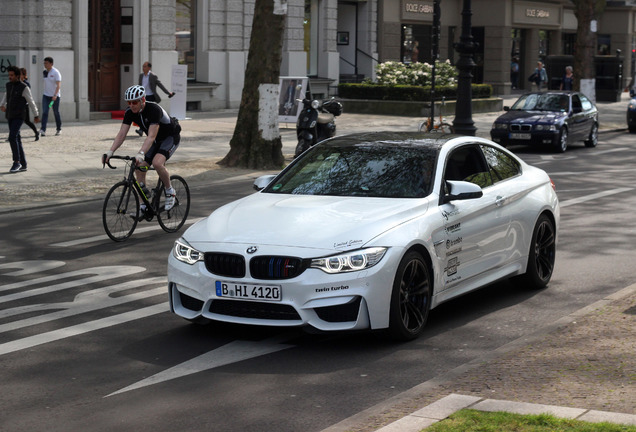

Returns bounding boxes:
[375,60,458,87]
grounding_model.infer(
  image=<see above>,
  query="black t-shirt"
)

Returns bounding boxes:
[123,101,176,142]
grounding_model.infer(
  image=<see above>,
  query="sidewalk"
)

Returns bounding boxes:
[0,92,634,431]
[0,91,630,212]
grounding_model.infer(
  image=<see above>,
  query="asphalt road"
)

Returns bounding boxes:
[1,131,635,432]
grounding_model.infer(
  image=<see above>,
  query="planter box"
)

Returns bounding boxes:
[340,98,503,117]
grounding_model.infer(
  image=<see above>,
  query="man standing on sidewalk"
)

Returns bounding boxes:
[1,65,40,173]
[136,61,174,136]
[40,56,62,136]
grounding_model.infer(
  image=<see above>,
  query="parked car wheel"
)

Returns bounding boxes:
[388,251,432,341]
[516,214,556,290]
[555,127,568,153]
[584,123,598,148]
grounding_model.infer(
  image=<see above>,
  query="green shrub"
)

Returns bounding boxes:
[338,83,493,101]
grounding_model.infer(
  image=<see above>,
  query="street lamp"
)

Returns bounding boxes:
[452,0,477,136]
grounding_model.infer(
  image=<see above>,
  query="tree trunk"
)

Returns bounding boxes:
[218,0,286,169]
[572,0,606,97]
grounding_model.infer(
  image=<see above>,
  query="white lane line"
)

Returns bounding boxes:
[106,334,294,397]
[559,187,633,208]
[0,303,168,357]
[50,217,204,247]
[0,260,66,276]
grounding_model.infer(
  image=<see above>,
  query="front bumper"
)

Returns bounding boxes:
[167,247,403,332]
[490,129,560,146]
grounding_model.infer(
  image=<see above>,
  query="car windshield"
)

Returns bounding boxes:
[264,142,437,198]
[510,93,569,112]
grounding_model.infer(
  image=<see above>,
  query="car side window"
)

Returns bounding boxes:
[444,145,493,188]
[480,145,521,184]
[572,95,583,111]
[580,94,593,111]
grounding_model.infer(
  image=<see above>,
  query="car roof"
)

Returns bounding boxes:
[321,131,452,151]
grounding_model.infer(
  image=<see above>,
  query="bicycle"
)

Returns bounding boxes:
[102,155,191,242]
[418,97,453,133]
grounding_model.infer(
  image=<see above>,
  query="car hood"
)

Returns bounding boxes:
[184,193,430,252]
[495,110,567,123]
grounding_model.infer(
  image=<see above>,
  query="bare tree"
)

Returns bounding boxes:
[218,0,287,169]
[572,0,606,96]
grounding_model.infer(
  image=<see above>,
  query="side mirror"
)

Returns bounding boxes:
[442,180,483,203]
[253,174,277,191]
[503,106,510,111]
[296,84,303,91]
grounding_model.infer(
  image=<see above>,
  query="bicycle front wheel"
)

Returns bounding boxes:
[102,181,139,242]
[158,175,190,233]
[437,123,453,133]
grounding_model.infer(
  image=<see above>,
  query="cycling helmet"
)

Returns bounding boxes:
[124,85,145,101]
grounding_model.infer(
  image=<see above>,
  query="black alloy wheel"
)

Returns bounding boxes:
[516,214,556,289]
[388,251,432,341]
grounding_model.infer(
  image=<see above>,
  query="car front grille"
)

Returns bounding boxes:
[210,299,301,320]
[204,253,246,278]
[314,297,362,322]
[510,124,532,132]
[249,256,307,280]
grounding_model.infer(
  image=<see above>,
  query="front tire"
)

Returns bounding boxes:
[102,181,139,242]
[294,139,311,158]
[158,175,190,233]
[517,214,556,289]
[584,123,598,147]
[555,127,568,153]
[388,251,432,341]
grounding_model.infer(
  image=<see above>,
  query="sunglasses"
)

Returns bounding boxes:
[127,100,141,106]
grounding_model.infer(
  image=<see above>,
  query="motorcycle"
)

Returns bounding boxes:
[294,96,343,157]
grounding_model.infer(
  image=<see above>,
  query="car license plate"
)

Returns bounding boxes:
[215,281,282,302]
[509,132,531,140]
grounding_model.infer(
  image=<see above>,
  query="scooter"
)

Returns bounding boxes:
[294,96,343,157]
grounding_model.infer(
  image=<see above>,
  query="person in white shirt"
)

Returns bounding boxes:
[40,56,62,136]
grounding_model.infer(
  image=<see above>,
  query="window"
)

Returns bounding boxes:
[480,145,521,184]
[580,94,593,111]
[597,34,611,55]
[445,145,492,188]
[176,0,195,80]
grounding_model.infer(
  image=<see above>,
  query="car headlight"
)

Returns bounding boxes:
[629,103,636,110]
[492,123,508,130]
[534,124,556,131]
[310,247,387,274]
[173,238,204,265]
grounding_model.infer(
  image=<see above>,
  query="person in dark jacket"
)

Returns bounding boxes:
[20,68,39,140]
[0,66,40,172]
[135,61,175,136]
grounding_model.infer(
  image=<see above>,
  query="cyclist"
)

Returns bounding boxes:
[103,85,181,211]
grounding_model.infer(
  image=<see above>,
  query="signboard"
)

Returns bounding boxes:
[278,76,308,123]
[170,64,188,120]
[0,55,17,89]
[401,0,434,21]
[513,1,561,26]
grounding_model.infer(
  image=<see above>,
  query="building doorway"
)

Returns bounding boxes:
[88,0,121,111]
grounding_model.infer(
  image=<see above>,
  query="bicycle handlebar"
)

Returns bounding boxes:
[102,154,152,171]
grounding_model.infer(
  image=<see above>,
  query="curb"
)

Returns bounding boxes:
[321,283,636,432]
[375,393,636,431]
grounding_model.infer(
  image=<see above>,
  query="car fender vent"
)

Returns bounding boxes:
[314,297,362,323]
[204,253,246,278]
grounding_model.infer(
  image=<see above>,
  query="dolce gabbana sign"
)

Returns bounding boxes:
[402,0,434,21]
[514,1,560,26]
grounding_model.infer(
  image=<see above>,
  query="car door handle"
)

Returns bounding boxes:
[495,196,505,207]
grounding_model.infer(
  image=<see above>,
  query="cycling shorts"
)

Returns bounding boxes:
[144,133,180,163]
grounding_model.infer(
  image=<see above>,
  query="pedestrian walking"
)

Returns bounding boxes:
[529,61,548,91]
[40,56,62,136]
[0,65,40,173]
[20,68,40,140]
[135,61,175,136]
[560,65,574,90]
[510,57,519,89]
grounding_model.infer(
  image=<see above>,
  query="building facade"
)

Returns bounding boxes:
[1,0,635,122]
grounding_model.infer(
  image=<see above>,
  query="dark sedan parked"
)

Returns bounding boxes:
[627,93,636,133]
[490,91,598,152]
